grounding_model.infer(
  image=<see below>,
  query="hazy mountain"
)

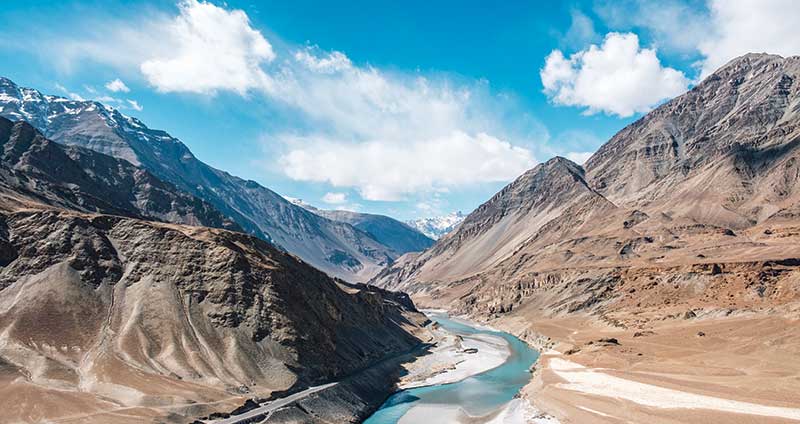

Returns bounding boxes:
[406,211,465,239]
[372,54,800,321]
[287,198,434,254]
[0,77,396,282]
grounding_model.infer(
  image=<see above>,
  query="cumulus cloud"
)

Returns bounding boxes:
[322,192,348,204]
[140,0,275,94]
[105,78,130,92]
[699,0,800,76]
[33,1,542,201]
[541,32,689,117]
[281,131,534,201]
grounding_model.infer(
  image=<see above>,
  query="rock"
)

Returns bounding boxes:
[697,331,706,337]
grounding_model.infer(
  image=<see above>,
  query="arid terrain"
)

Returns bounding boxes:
[373,53,800,423]
[0,118,432,423]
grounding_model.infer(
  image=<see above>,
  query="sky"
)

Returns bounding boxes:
[0,0,798,220]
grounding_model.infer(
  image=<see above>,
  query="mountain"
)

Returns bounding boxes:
[0,117,239,231]
[375,53,800,301]
[0,120,429,422]
[406,211,465,240]
[371,52,800,417]
[370,53,800,422]
[0,77,397,282]
[287,199,434,254]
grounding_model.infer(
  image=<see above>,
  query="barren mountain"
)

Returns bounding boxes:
[372,54,800,422]
[0,117,238,231]
[0,77,398,282]
[290,200,434,254]
[0,206,427,423]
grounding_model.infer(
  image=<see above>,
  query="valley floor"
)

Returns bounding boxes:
[495,314,800,423]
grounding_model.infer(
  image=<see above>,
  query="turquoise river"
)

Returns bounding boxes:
[364,312,540,423]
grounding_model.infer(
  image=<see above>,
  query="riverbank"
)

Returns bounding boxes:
[491,313,800,424]
[398,322,509,389]
[365,312,551,424]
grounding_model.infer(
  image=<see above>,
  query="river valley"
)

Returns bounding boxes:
[364,312,542,424]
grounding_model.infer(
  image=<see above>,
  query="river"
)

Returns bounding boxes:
[364,311,540,423]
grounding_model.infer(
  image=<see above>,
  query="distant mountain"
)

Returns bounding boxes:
[0,117,238,231]
[406,211,465,240]
[287,199,434,254]
[0,77,396,282]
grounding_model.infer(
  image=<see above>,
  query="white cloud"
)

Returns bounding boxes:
[541,32,689,117]
[54,83,85,101]
[294,48,352,73]
[565,151,593,164]
[127,99,143,111]
[32,1,543,201]
[266,47,540,201]
[281,131,535,201]
[699,0,800,76]
[140,0,275,94]
[322,192,348,204]
[105,78,130,92]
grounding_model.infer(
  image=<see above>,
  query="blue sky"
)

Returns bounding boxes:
[0,0,796,220]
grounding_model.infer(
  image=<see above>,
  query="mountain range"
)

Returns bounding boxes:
[0,115,429,423]
[371,53,800,421]
[0,77,428,283]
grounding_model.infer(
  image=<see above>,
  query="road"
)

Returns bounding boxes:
[210,382,338,424]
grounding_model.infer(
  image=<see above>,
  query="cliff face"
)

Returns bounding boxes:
[372,54,800,325]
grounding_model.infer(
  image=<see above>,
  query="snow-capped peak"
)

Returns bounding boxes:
[407,211,465,240]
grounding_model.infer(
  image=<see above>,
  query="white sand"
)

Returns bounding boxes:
[400,331,509,389]
[485,398,561,424]
[548,357,800,421]
[398,404,464,424]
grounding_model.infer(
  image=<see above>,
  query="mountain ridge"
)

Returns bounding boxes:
[0,77,400,282]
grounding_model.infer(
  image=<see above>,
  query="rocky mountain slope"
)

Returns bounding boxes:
[288,199,434,254]
[371,52,800,424]
[406,211,465,240]
[0,77,397,282]
[373,54,800,423]
[0,117,238,231]
[374,53,800,309]
[0,184,428,422]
